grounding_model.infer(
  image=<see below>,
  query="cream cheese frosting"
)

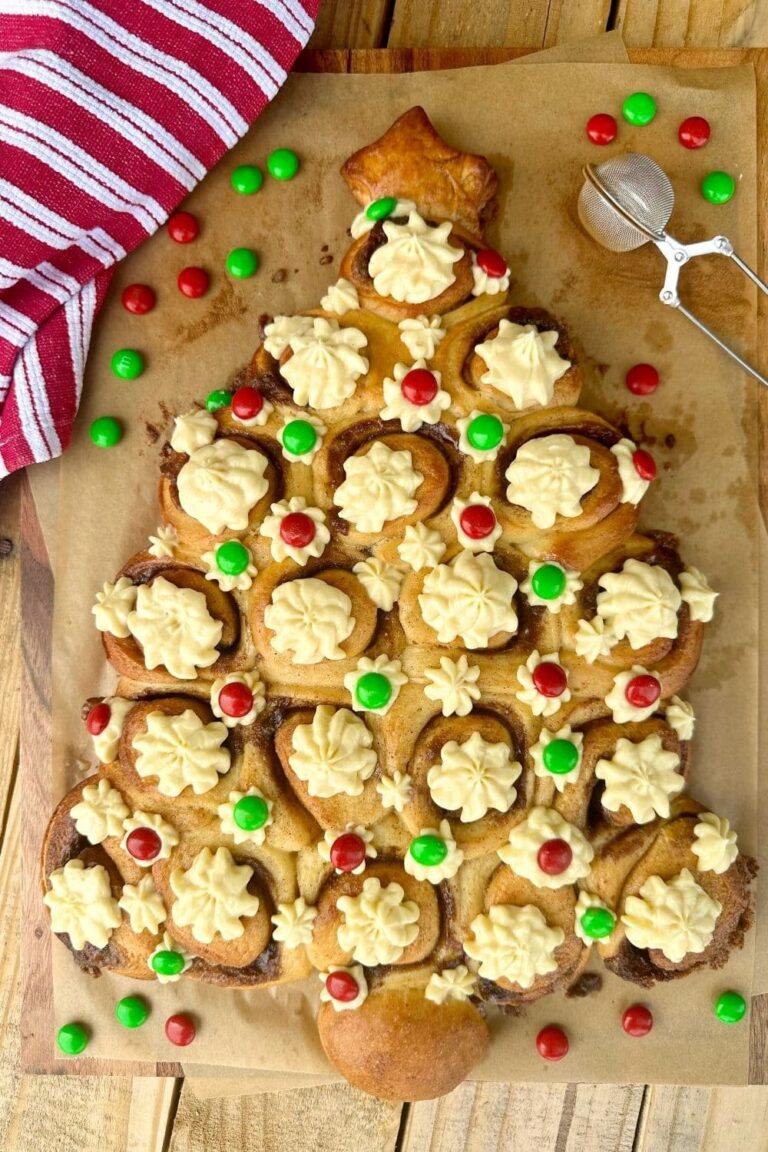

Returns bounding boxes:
[318,824,377,874]
[380,360,451,432]
[470,253,510,296]
[419,551,518,648]
[70,778,129,844]
[132,709,230,796]
[351,198,416,238]
[289,706,377,798]
[260,497,330,565]
[456,409,509,463]
[573,616,617,663]
[127,576,222,680]
[334,440,423,533]
[147,524,178,559]
[272,897,317,949]
[121,810,179,865]
[376,770,413,812]
[621,869,721,963]
[397,522,446,570]
[321,277,359,316]
[595,734,683,823]
[605,666,661,724]
[498,807,594,889]
[398,314,445,360]
[344,654,407,716]
[450,494,502,553]
[574,891,614,945]
[596,560,681,650]
[423,654,481,717]
[666,696,695,741]
[464,903,565,988]
[177,438,270,534]
[44,859,121,951]
[692,813,738,874]
[475,320,570,409]
[610,439,649,505]
[521,560,583,613]
[352,556,403,610]
[265,577,355,664]
[201,544,257,592]
[91,697,134,763]
[148,931,192,982]
[170,408,217,455]
[119,875,166,935]
[280,317,369,409]
[319,964,368,1011]
[263,313,315,359]
[505,434,599,529]
[425,964,477,1004]
[336,876,420,965]
[277,414,326,464]
[92,576,137,638]
[170,846,261,944]
[427,731,521,822]
[211,671,266,728]
[368,210,463,304]
[679,566,718,622]
[530,724,583,792]
[515,651,571,718]
[218,788,274,846]
[404,818,464,883]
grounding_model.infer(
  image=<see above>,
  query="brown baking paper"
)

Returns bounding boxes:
[42,55,761,1085]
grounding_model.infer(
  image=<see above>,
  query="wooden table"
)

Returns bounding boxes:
[4,4,768,1149]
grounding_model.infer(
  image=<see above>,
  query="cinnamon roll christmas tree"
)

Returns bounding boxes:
[42,107,754,1101]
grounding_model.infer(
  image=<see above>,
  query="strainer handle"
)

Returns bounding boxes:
[672,301,768,388]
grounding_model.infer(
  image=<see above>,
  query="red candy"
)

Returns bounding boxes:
[476,248,508,278]
[165,1013,196,1046]
[167,212,198,243]
[121,283,156,315]
[177,266,209,298]
[325,970,360,1003]
[459,503,496,540]
[532,661,567,698]
[622,1004,654,1037]
[280,511,316,549]
[537,838,573,876]
[125,827,162,862]
[231,386,264,421]
[679,116,711,150]
[625,674,661,709]
[329,832,367,873]
[401,368,438,406]
[218,681,254,718]
[632,448,657,481]
[625,363,659,396]
[586,113,618,146]
[536,1025,569,1061]
[85,701,111,736]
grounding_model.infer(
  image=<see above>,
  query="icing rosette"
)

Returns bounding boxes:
[210,671,266,728]
[201,543,258,591]
[368,210,463,304]
[352,556,403,610]
[92,576,137,638]
[170,846,261,944]
[610,439,650,505]
[665,696,695,740]
[398,314,445,361]
[520,560,583,614]
[505,434,599,529]
[118,875,167,935]
[277,414,326,464]
[404,818,464,883]
[343,654,407,716]
[515,651,571,718]
[475,320,570,409]
[334,440,423,533]
[289,706,377,798]
[121,810,180,865]
[280,317,368,409]
[263,314,315,359]
[90,697,134,763]
[450,494,502,553]
[318,824,377,874]
[319,965,369,1011]
[132,709,230,796]
[679,566,718,622]
[126,577,223,679]
[337,876,420,965]
[595,734,684,824]
[265,577,355,664]
[148,931,192,983]
[231,392,273,429]
[456,409,509,464]
[497,807,594,889]
[380,360,451,432]
[427,731,521,822]
[425,964,477,1004]
[692,812,739,874]
[596,560,681,650]
[43,859,121,951]
[70,778,129,845]
[573,891,615,946]
[605,666,661,724]
[376,770,412,812]
[574,617,617,663]
[170,408,217,455]
[271,897,317,949]
[217,787,274,846]
[423,654,481,717]
[351,198,416,238]
[464,903,564,989]
[177,439,270,534]
[621,869,722,964]
[260,497,331,565]
[397,522,446,571]
[419,551,518,648]
[470,252,510,296]
[530,725,583,792]
[321,277,359,316]
[147,524,178,559]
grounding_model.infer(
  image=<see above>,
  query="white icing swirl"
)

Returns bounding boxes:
[344,654,407,716]
[376,770,412,812]
[515,651,571,718]
[265,577,355,664]
[505,434,599,529]
[450,494,502,553]
[498,806,594,889]
[680,566,718,622]
[610,439,649,505]
[423,654,481,717]
[456,409,509,464]
[368,210,463,304]
[210,671,266,728]
[201,544,257,592]
[319,964,368,1011]
[70,779,129,844]
[692,813,739,874]
[475,320,570,409]
[337,876,420,965]
[127,576,222,680]
[595,734,683,823]
[272,897,317,949]
[350,199,416,239]
[218,788,273,846]
[521,561,583,614]
[530,724,583,792]
[277,414,326,464]
[289,706,377,798]
[92,576,137,638]
[428,731,521,822]
[596,560,681,650]
[380,360,451,432]
[231,393,272,429]
[419,551,518,648]
[353,556,403,610]
[397,522,446,570]
[334,440,423,533]
[574,891,614,945]
[132,709,230,796]
[471,253,510,296]
[621,869,721,963]
[148,524,178,559]
[321,278,359,316]
[263,314,314,359]
[91,698,134,763]
[44,859,121,951]
[170,846,261,944]
[425,965,477,1004]
[318,823,377,875]
[404,818,464,883]
[574,617,617,663]
[605,666,660,724]
[170,409,217,455]
[464,903,564,989]
[177,439,269,534]
[666,696,695,741]
[119,875,166,935]
[398,315,445,361]
[121,810,179,865]
[148,931,192,983]
[260,497,330,566]
[281,317,368,409]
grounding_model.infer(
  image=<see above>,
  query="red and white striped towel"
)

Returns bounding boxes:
[0,0,318,478]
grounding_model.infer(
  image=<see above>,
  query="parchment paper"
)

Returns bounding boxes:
[44,53,761,1085]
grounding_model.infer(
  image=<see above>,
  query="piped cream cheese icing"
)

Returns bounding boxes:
[368,210,463,304]
[621,869,721,963]
[497,807,594,889]
[423,654,481,717]
[427,730,521,822]
[456,409,509,463]
[666,696,695,741]
[91,698,134,763]
[574,617,617,663]
[376,770,412,812]
[264,578,355,664]
[289,706,377,798]
[44,859,121,951]
[596,560,681,650]
[272,897,317,949]
[380,360,451,432]
[419,551,518,648]
[218,788,273,846]
[530,724,583,792]
[201,544,257,592]
[334,440,423,533]
[574,891,614,945]
[121,810,179,865]
[470,253,510,296]
[610,439,649,505]
[351,198,416,238]
[450,494,502,553]
[398,314,445,360]
[475,320,570,409]
[679,566,718,622]
[70,779,129,844]
[170,409,217,455]
[119,875,166,935]
[263,314,314,359]
[170,846,261,944]
[210,671,266,728]
[344,654,407,716]
[425,964,477,1004]
[318,823,377,874]
[132,709,230,796]
[605,666,661,724]
[148,524,178,559]
[515,651,571,718]
[260,497,331,565]
[464,903,565,988]
[148,931,192,982]
[177,439,270,534]
[692,813,738,874]
[521,561,583,613]
[280,317,369,409]
[126,577,223,680]
[505,434,599,529]
[319,964,368,1011]
[404,818,464,883]
[397,522,446,570]
[321,278,359,316]
[336,876,420,965]
[595,734,683,823]
[92,576,137,638]
[352,556,403,610]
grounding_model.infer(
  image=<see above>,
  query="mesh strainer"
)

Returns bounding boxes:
[578,153,768,386]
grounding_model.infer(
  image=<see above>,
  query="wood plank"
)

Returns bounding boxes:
[127,1079,180,1152]
[387,1,553,48]
[0,473,21,834]
[615,0,768,47]
[635,1085,768,1150]
[308,0,391,49]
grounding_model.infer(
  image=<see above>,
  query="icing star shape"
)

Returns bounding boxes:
[380,360,451,432]
[170,846,261,944]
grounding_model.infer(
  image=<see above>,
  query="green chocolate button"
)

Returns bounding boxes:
[57,1022,89,1055]
[701,171,736,205]
[206,388,232,412]
[282,418,317,456]
[409,834,448,868]
[715,991,747,1023]
[231,164,263,195]
[355,672,392,711]
[110,348,144,379]
[215,540,250,575]
[89,416,123,448]
[622,91,657,126]
[233,794,269,831]
[151,949,186,977]
[467,413,504,452]
[543,738,579,775]
[579,906,615,940]
[267,148,300,181]
[226,248,259,279]
[531,563,566,601]
[115,996,149,1029]
[366,196,397,221]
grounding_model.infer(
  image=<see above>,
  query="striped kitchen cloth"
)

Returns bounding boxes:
[0,0,319,478]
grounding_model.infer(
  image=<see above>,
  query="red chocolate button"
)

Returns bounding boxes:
[476,248,508,278]
[167,212,198,243]
[586,113,618,146]
[231,386,264,421]
[459,503,496,540]
[632,448,657,481]
[121,283,156,315]
[280,511,316,549]
[218,681,254,718]
[679,115,711,149]
[537,838,573,875]
[177,266,209,298]
[532,661,567,697]
[85,701,111,736]
[329,832,367,873]
[625,363,659,396]
[165,1013,196,1046]
[325,971,359,1002]
[125,827,162,862]
[401,368,438,406]
[536,1025,569,1061]
[625,674,661,709]
[622,1004,654,1037]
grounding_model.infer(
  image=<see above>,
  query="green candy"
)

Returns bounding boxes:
[355,671,392,711]
[543,738,579,775]
[267,148,300,181]
[579,906,615,940]
[701,171,736,205]
[366,196,397,221]
[282,418,317,456]
[206,389,232,412]
[226,247,259,279]
[622,91,657,126]
[467,413,504,452]
[89,416,123,448]
[57,1022,88,1055]
[234,794,269,832]
[216,540,249,575]
[110,348,144,379]
[115,996,149,1029]
[531,563,566,601]
[231,164,263,195]
[409,834,448,868]
[714,990,747,1024]
[151,949,186,977]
